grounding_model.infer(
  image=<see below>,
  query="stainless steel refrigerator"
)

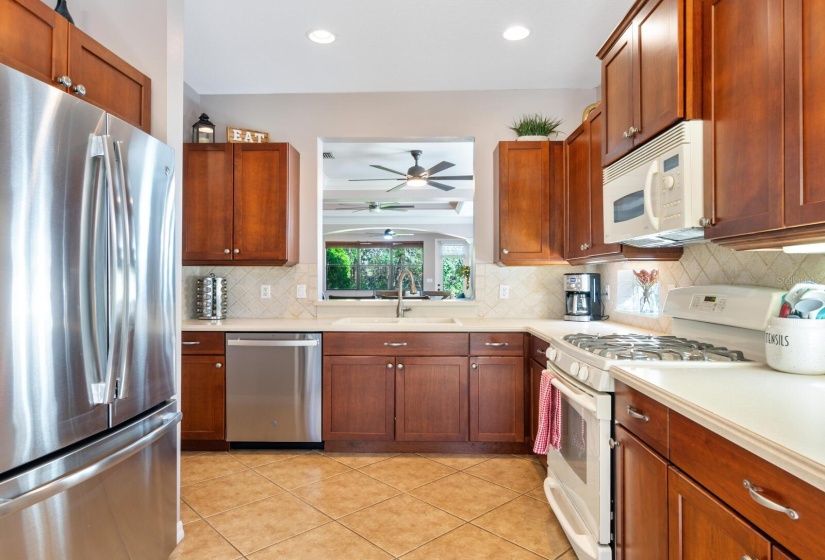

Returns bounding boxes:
[0,63,180,559]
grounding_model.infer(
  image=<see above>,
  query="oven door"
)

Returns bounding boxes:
[603,157,660,244]
[543,367,612,560]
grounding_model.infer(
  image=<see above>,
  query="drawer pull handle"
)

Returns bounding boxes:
[485,342,509,347]
[384,342,408,347]
[182,341,201,345]
[536,348,546,355]
[626,406,649,422]
[743,480,799,520]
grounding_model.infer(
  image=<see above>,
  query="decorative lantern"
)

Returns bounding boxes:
[192,113,215,143]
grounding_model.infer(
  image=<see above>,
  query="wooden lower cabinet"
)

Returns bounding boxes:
[396,357,468,442]
[668,467,771,560]
[322,356,395,441]
[469,356,524,442]
[528,357,544,446]
[614,425,668,560]
[181,354,226,446]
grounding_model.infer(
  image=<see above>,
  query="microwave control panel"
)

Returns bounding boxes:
[659,153,685,225]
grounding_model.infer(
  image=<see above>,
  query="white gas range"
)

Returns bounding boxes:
[541,285,783,560]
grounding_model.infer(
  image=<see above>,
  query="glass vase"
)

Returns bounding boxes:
[639,290,653,314]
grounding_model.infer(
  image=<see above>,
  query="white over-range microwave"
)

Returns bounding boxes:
[603,120,708,248]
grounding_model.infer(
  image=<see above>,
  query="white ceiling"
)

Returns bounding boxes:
[184,0,634,95]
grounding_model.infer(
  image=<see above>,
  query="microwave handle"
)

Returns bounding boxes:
[643,160,661,231]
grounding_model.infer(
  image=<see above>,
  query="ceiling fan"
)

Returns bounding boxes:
[368,228,415,239]
[349,150,473,192]
[333,202,415,213]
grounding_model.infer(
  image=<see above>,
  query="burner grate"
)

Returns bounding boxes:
[562,333,750,362]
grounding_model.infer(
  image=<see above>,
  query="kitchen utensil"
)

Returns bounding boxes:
[779,302,792,317]
[765,317,825,374]
[793,298,824,319]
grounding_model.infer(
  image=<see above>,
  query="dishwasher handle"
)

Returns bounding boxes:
[227,339,319,347]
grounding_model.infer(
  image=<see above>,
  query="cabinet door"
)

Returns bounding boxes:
[702,0,784,239]
[633,0,683,147]
[181,355,226,441]
[396,357,468,442]
[614,425,668,560]
[469,356,524,443]
[182,144,234,263]
[586,107,624,258]
[495,141,565,265]
[528,358,544,446]
[323,356,395,441]
[784,0,825,228]
[233,143,299,264]
[0,0,68,87]
[67,26,151,132]
[564,123,592,261]
[602,25,635,165]
[668,467,771,560]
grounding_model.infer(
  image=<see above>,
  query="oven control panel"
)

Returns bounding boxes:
[688,294,727,313]
[663,285,784,330]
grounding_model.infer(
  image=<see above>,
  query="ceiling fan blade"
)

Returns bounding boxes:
[423,161,455,176]
[426,180,456,192]
[384,204,414,209]
[370,164,408,176]
[386,182,408,192]
[349,178,407,181]
[428,175,474,180]
[386,207,409,212]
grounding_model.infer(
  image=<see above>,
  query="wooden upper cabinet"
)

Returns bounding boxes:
[599,0,699,166]
[0,0,68,86]
[0,0,150,132]
[182,143,300,266]
[67,26,150,132]
[182,144,234,262]
[494,141,566,265]
[564,105,682,264]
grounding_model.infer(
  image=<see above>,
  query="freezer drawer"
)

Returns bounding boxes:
[226,332,322,443]
[0,402,181,560]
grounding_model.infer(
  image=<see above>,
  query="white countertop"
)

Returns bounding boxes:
[611,364,825,492]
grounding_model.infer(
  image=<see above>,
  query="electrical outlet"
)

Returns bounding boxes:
[602,285,611,301]
[499,284,510,299]
[296,284,307,299]
[260,285,271,299]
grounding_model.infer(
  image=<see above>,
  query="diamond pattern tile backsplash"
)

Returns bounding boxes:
[597,243,825,333]
[183,243,825,327]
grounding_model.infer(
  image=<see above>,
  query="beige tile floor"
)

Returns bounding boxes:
[172,450,575,560]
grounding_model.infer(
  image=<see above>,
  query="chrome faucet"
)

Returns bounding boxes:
[396,269,417,318]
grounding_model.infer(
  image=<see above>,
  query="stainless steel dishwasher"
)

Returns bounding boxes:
[225,332,322,443]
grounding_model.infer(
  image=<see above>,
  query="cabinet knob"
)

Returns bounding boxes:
[72,84,87,96]
[699,217,712,228]
[56,75,72,87]
[397,363,404,370]
[215,362,223,368]
[622,130,630,139]
[608,438,620,449]
[233,248,240,254]
[628,126,640,137]
[387,363,393,369]
[502,248,509,255]
[580,243,590,251]
[471,363,478,369]
[224,249,231,254]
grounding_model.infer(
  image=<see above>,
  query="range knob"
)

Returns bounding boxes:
[578,366,590,381]
[570,362,580,377]
[547,347,558,361]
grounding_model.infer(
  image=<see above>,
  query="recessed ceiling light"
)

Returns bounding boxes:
[307,29,336,44]
[503,26,530,41]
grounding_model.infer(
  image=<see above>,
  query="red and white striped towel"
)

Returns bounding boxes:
[533,370,562,454]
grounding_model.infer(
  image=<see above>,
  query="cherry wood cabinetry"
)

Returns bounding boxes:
[598,0,701,166]
[564,105,682,264]
[614,425,668,560]
[181,332,228,450]
[0,0,151,132]
[322,356,395,441]
[182,143,300,266]
[396,357,468,442]
[526,335,549,459]
[469,356,524,443]
[494,141,566,265]
[702,0,825,248]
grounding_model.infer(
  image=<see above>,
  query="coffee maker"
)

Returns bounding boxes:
[564,273,602,321]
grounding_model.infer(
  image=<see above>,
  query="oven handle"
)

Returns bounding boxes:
[544,476,599,560]
[550,375,598,416]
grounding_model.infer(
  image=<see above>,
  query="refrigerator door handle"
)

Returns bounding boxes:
[0,412,181,519]
[110,140,137,400]
[81,135,110,404]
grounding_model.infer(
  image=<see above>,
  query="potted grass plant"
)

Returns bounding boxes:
[509,113,563,141]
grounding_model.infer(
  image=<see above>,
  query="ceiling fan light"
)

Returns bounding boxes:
[503,26,530,41]
[407,178,427,187]
[307,29,336,44]
[383,228,394,240]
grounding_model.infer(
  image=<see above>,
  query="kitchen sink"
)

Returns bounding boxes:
[332,317,462,325]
